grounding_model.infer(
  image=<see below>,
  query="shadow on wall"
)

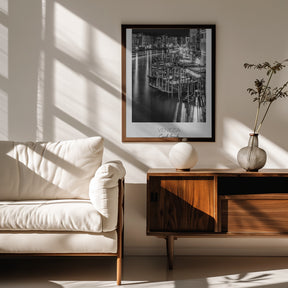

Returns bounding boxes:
[2,0,149,174]
[2,0,288,175]
[1,0,214,176]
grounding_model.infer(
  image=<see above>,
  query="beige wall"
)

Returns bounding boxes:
[1,0,288,255]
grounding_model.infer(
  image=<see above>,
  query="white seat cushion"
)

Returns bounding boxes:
[0,200,103,233]
[0,231,117,253]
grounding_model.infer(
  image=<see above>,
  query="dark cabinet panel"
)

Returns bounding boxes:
[148,176,215,233]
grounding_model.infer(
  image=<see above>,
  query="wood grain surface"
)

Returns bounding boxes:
[148,176,216,233]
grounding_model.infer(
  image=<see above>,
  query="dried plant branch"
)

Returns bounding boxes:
[244,59,288,134]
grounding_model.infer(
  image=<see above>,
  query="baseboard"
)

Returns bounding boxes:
[124,246,288,257]
[124,247,166,256]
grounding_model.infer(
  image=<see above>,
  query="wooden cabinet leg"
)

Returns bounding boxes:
[166,236,174,270]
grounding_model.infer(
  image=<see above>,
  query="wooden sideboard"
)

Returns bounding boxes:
[147,168,288,268]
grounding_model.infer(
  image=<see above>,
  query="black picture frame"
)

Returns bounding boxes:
[122,24,215,142]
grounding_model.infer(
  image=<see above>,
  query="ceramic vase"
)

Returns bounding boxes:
[237,133,267,172]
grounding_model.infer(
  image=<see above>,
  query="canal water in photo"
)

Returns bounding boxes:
[132,49,206,123]
[132,50,177,122]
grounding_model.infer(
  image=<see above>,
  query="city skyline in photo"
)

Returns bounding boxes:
[131,28,207,123]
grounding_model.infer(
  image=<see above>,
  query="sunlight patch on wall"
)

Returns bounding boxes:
[40,0,46,41]
[0,23,8,78]
[36,51,45,141]
[53,59,121,142]
[90,27,121,90]
[54,2,88,62]
[88,82,120,138]
[0,88,7,139]
[89,65,121,95]
[223,117,288,168]
[223,118,249,162]
[0,0,8,14]
[35,0,47,141]
[261,136,288,168]
[54,60,88,127]
[53,117,86,140]
[0,9,8,140]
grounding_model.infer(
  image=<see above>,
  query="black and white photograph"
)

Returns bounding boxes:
[122,25,215,142]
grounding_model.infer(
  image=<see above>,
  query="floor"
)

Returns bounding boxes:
[1,255,288,287]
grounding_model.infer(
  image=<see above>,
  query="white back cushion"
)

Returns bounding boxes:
[0,137,103,200]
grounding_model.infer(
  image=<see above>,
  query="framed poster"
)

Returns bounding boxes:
[122,24,215,142]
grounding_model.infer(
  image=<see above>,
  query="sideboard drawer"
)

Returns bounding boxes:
[220,195,288,233]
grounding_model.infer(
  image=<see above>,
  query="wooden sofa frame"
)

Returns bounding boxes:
[0,178,125,285]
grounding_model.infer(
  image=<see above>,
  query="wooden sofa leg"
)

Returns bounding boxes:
[116,177,124,285]
[117,255,122,285]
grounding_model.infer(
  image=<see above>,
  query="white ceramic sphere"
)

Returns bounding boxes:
[169,142,198,170]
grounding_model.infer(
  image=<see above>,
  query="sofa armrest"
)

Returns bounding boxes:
[89,160,126,232]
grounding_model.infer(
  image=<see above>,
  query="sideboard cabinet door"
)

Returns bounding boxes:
[147,176,216,233]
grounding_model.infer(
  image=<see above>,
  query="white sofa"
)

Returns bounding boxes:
[0,137,125,285]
